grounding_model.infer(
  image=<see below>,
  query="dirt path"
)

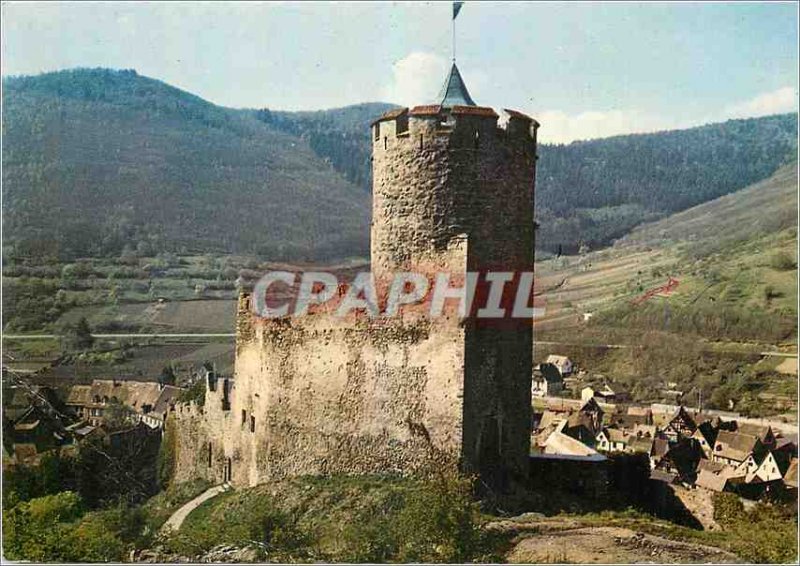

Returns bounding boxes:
[505,524,740,564]
[160,484,229,533]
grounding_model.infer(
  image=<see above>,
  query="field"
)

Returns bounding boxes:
[535,164,797,338]
[56,299,237,333]
[533,164,798,416]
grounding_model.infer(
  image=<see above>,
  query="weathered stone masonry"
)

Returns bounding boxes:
[172,100,539,488]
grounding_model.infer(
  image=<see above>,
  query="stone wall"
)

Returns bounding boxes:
[180,296,466,487]
[172,402,214,484]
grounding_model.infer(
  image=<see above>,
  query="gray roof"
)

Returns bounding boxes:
[696,469,728,492]
[437,63,475,107]
[530,452,607,462]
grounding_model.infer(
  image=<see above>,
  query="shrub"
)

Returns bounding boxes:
[2,491,84,561]
[769,251,797,271]
[60,316,94,351]
[392,470,483,563]
[164,492,311,560]
[177,380,205,406]
[713,493,797,563]
[712,492,744,527]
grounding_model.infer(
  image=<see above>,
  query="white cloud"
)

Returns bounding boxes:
[535,109,680,144]
[380,59,797,144]
[534,86,798,144]
[722,86,798,119]
[381,52,448,107]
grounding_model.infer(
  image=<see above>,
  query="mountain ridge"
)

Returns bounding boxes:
[2,68,796,261]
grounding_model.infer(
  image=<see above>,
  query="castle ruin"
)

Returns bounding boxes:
[171,63,539,488]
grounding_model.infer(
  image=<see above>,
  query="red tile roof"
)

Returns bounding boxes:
[504,108,534,121]
[409,105,442,116]
[451,105,498,117]
[371,107,409,125]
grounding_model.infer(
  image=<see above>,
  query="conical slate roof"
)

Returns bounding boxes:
[437,63,476,107]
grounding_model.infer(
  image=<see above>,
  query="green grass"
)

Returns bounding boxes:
[164,473,507,563]
[138,478,213,532]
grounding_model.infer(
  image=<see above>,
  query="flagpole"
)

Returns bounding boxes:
[452,8,456,62]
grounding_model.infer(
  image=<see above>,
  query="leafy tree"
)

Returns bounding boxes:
[2,491,84,561]
[2,491,128,562]
[61,316,94,351]
[157,415,177,489]
[104,399,135,431]
[159,364,177,386]
[713,493,797,563]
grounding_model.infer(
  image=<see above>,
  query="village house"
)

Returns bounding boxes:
[735,422,776,450]
[581,384,617,403]
[733,452,762,481]
[595,429,611,452]
[712,430,765,467]
[65,379,181,429]
[627,435,655,455]
[10,406,63,452]
[783,459,798,496]
[657,406,697,442]
[531,397,797,500]
[544,429,598,457]
[652,437,703,483]
[750,450,791,484]
[632,423,658,438]
[695,468,733,493]
[627,406,653,423]
[596,427,630,452]
[531,362,564,398]
[691,420,718,459]
[545,354,573,376]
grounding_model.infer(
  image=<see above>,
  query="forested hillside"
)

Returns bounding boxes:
[2,68,796,262]
[254,103,396,192]
[534,114,797,253]
[2,68,371,262]
[255,105,797,254]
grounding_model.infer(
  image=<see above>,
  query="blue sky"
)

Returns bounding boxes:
[2,1,797,142]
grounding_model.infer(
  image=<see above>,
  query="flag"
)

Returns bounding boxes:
[453,1,464,20]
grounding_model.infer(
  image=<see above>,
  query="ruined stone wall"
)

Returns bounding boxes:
[199,293,467,487]
[171,402,213,484]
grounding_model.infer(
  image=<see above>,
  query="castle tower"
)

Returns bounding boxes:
[371,64,538,280]
[370,65,539,481]
[170,63,540,490]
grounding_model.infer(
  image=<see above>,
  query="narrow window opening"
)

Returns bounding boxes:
[241,409,246,425]
[419,135,424,150]
[474,130,480,149]
[250,415,256,433]
[207,443,212,467]
[384,136,388,150]
[396,114,408,134]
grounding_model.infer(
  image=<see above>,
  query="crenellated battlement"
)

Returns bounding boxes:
[372,105,539,156]
[370,103,538,278]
